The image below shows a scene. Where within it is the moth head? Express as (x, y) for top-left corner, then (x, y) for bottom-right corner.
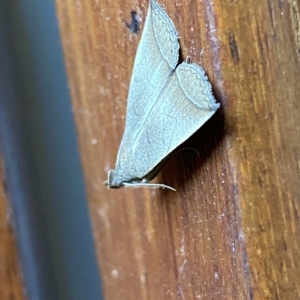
(104, 169), (123, 189)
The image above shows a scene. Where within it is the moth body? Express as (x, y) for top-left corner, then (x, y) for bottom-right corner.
(105, 0), (220, 190)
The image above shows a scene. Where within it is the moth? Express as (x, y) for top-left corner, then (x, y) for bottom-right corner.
(105, 0), (220, 190)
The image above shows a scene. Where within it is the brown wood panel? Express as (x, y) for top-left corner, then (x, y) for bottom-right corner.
(0, 154), (26, 299)
(55, 0), (300, 299)
(216, 1), (300, 298)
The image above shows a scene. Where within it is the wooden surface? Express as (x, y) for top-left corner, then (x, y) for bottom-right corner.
(0, 155), (26, 299)
(55, 0), (300, 299)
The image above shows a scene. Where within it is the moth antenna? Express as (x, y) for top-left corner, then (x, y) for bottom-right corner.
(123, 182), (176, 191)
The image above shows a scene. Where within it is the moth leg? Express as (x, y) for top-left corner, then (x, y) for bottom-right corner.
(169, 147), (200, 158)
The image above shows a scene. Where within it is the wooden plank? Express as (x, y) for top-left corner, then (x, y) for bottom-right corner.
(217, 1), (300, 298)
(0, 154), (26, 300)
(55, 0), (300, 299)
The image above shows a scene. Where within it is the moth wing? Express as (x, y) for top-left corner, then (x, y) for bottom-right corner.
(116, 0), (179, 152)
(119, 62), (220, 180)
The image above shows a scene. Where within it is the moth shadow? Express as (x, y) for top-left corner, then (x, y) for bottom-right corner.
(158, 108), (225, 194)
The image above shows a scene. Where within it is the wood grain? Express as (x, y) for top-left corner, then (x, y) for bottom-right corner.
(0, 154), (26, 299)
(55, 0), (300, 299)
